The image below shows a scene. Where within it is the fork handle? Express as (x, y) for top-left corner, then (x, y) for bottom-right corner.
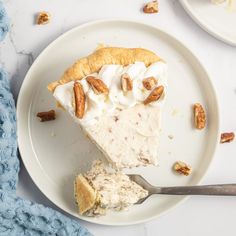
(156, 184), (236, 196)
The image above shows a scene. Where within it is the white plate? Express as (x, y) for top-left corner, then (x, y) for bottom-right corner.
(17, 19), (220, 226)
(180, 0), (236, 46)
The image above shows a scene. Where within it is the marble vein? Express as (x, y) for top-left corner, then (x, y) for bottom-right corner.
(8, 31), (34, 67)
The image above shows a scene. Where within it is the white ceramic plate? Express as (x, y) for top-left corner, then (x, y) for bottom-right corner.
(179, 0), (236, 46)
(17, 19), (220, 226)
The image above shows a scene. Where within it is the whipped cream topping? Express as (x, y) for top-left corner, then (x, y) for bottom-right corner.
(53, 61), (167, 126)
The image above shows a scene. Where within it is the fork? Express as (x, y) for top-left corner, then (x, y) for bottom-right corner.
(128, 174), (236, 204)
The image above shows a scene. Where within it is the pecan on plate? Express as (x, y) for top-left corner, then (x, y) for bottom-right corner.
(143, 1), (159, 14)
(173, 161), (192, 176)
(36, 12), (50, 25)
(220, 132), (235, 143)
(194, 103), (206, 129)
(37, 110), (55, 122)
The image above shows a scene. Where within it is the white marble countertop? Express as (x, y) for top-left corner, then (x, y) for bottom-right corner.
(1, 0), (236, 235)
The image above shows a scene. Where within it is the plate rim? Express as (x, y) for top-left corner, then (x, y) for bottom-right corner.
(179, 0), (236, 47)
(17, 18), (220, 226)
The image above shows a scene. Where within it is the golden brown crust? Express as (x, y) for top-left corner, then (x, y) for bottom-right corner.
(48, 47), (162, 92)
(74, 175), (97, 215)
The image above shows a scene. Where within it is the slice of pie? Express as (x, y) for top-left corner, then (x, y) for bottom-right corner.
(48, 47), (167, 169)
(74, 160), (148, 216)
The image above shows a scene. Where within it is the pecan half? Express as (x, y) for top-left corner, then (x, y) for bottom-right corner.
(37, 110), (55, 122)
(121, 73), (133, 92)
(143, 1), (158, 14)
(220, 132), (235, 143)
(143, 85), (164, 105)
(142, 76), (157, 90)
(173, 161), (192, 176)
(86, 76), (109, 95)
(194, 103), (206, 129)
(36, 12), (50, 25)
(73, 82), (85, 119)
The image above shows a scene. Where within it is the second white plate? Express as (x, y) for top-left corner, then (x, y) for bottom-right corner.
(180, 0), (236, 46)
(17, 19), (219, 225)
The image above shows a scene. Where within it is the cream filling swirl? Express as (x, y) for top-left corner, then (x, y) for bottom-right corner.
(53, 61), (168, 127)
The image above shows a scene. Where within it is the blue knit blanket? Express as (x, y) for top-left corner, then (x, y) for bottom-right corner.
(0, 2), (92, 235)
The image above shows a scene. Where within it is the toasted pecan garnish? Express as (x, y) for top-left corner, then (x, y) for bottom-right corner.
(173, 161), (192, 176)
(121, 73), (133, 92)
(220, 132), (235, 143)
(86, 76), (109, 95)
(74, 82), (85, 119)
(37, 110), (55, 122)
(194, 103), (206, 129)
(142, 76), (157, 90)
(36, 12), (50, 25)
(143, 1), (158, 14)
(143, 85), (164, 105)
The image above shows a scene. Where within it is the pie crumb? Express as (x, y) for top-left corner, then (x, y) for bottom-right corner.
(171, 108), (180, 117)
(95, 43), (109, 51)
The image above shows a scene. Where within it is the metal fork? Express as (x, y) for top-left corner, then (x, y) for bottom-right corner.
(128, 174), (236, 204)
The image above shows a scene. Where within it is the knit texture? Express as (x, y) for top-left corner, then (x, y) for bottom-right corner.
(0, 1), (9, 41)
(0, 3), (92, 234)
(0, 69), (19, 192)
(0, 70), (93, 236)
(0, 190), (92, 236)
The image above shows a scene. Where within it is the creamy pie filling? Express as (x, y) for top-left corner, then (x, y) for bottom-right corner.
(82, 160), (148, 216)
(53, 61), (167, 168)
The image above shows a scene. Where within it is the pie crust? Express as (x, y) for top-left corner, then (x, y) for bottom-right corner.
(74, 175), (97, 214)
(48, 47), (161, 92)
